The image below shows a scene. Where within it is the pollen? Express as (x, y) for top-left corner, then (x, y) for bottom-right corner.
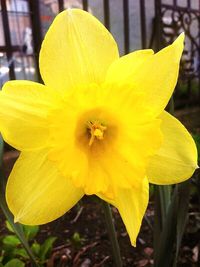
(87, 121), (107, 146)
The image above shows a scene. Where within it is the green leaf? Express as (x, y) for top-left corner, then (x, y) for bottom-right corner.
(153, 184), (172, 259)
(4, 259), (25, 267)
(173, 181), (190, 266)
(154, 181), (190, 267)
(3, 235), (21, 247)
(154, 186), (178, 267)
(159, 185), (172, 223)
(13, 248), (29, 259)
(153, 185), (162, 258)
(193, 134), (200, 162)
(23, 225), (39, 241)
(0, 183), (38, 266)
(31, 243), (41, 257)
(149, 184), (154, 197)
(72, 232), (81, 243)
(39, 237), (57, 261)
(5, 221), (15, 233)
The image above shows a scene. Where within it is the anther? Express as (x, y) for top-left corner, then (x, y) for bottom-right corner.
(87, 121), (107, 146)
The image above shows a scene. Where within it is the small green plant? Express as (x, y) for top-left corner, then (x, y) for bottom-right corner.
(0, 221), (56, 266)
(71, 232), (85, 248)
(0, 259), (25, 267)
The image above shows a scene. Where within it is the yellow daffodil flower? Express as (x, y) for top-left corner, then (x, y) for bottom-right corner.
(0, 9), (198, 246)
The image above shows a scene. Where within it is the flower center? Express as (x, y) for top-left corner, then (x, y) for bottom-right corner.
(87, 120), (107, 146)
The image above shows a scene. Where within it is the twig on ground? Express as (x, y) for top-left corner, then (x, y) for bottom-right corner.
(71, 206), (84, 224)
(93, 256), (110, 267)
(73, 242), (99, 267)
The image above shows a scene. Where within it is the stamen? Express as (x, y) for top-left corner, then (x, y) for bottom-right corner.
(87, 120), (107, 146)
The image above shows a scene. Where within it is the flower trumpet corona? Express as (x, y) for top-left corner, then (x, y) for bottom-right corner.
(0, 9), (198, 246)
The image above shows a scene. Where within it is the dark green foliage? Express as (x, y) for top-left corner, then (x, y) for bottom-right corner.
(0, 221), (56, 266)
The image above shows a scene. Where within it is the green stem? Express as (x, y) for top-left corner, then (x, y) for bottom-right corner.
(159, 185), (172, 224)
(101, 201), (123, 267)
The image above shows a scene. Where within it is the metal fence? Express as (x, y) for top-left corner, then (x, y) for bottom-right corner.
(0, 0), (200, 108)
(156, 0), (200, 107)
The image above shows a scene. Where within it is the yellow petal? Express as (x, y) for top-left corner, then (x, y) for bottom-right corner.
(147, 111), (198, 185)
(105, 49), (154, 86)
(0, 81), (60, 151)
(39, 9), (119, 95)
(99, 177), (149, 246)
(6, 149), (84, 225)
(106, 33), (184, 117)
